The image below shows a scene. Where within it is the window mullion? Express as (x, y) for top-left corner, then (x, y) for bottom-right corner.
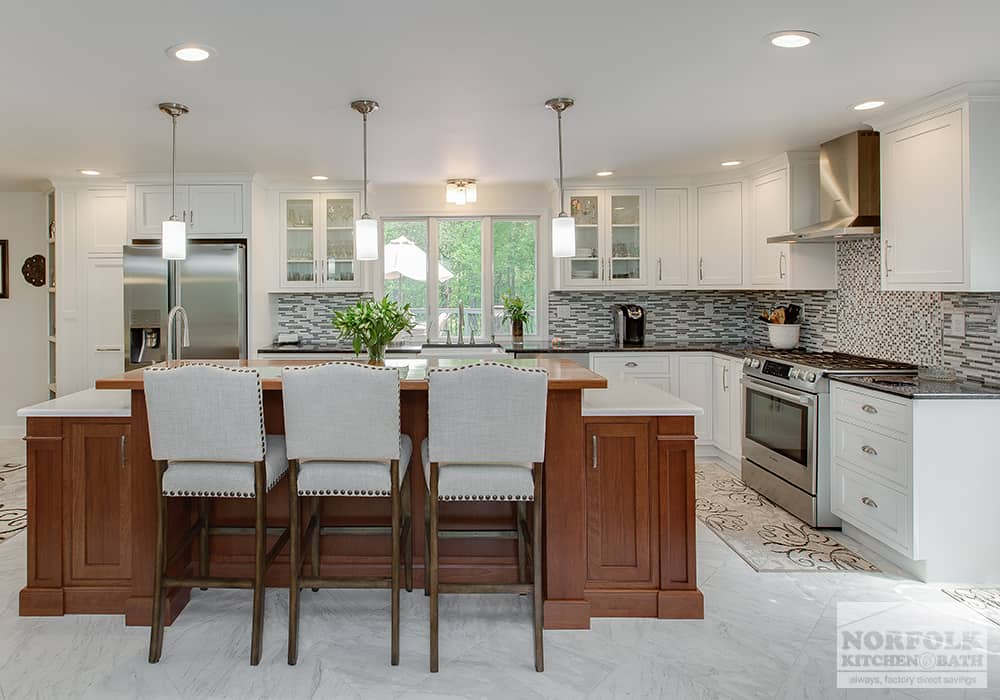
(481, 216), (493, 342)
(427, 217), (440, 340)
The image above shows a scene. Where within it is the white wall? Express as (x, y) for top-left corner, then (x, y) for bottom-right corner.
(0, 192), (47, 437)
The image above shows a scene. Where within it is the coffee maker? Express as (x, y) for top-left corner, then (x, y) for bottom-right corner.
(612, 304), (646, 346)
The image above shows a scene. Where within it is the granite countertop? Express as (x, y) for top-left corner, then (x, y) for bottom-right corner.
(18, 388), (132, 417)
(832, 375), (1000, 400)
(505, 341), (753, 358)
(259, 343), (423, 354)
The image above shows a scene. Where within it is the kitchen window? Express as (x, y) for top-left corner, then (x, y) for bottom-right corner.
(381, 216), (540, 340)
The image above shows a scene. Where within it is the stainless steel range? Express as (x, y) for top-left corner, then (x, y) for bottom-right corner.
(740, 350), (916, 527)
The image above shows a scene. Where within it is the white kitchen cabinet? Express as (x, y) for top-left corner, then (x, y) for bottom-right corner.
(674, 354), (713, 443)
(132, 183), (245, 238)
(748, 158), (836, 290)
(279, 192), (362, 290)
(86, 256), (124, 386)
(651, 188), (689, 287)
(711, 356), (733, 453)
(590, 353), (672, 393)
(876, 83), (1000, 291)
(560, 189), (646, 288)
(696, 182), (742, 286)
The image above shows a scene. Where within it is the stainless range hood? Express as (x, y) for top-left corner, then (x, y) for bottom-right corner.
(769, 130), (880, 243)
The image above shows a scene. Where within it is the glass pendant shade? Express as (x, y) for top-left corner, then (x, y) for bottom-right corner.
(446, 182), (459, 204)
(465, 182), (477, 203)
(355, 216), (379, 260)
(161, 219), (187, 260)
(552, 214), (576, 258)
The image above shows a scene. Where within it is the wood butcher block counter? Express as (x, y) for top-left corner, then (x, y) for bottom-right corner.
(22, 359), (702, 630)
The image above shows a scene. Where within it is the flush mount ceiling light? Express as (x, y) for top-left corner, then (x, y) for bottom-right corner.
(158, 102), (190, 260)
(166, 43), (216, 62)
(351, 99), (380, 261)
(596, 170), (614, 177)
(767, 30), (819, 48)
(853, 100), (887, 111)
(311, 175), (329, 181)
(721, 160), (743, 167)
(445, 179), (477, 205)
(78, 169), (101, 176)
(546, 97), (576, 259)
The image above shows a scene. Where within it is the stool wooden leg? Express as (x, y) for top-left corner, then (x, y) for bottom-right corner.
(532, 462), (544, 673)
(402, 470), (413, 593)
(250, 461), (266, 666)
(429, 462), (440, 673)
(390, 459), (401, 666)
(423, 487), (430, 597)
(148, 463), (167, 663)
(288, 460), (300, 666)
(310, 496), (320, 591)
(516, 502), (528, 584)
(198, 497), (210, 588)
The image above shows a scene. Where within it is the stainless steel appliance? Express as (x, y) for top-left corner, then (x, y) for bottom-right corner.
(768, 130), (881, 243)
(612, 304), (645, 346)
(740, 350), (915, 527)
(124, 243), (247, 370)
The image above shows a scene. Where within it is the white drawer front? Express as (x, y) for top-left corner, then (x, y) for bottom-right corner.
(832, 385), (911, 437)
(832, 464), (912, 556)
(591, 353), (670, 377)
(833, 419), (910, 490)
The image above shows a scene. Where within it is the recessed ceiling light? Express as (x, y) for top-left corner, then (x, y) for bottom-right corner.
(311, 175), (329, 181)
(853, 100), (886, 111)
(721, 160), (742, 167)
(166, 43), (216, 62)
(78, 169), (101, 176)
(767, 30), (819, 48)
(595, 170), (614, 177)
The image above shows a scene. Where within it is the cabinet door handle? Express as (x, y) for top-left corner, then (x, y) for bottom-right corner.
(779, 251), (786, 279)
(884, 243), (893, 273)
(860, 496), (878, 509)
(861, 445), (878, 456)
(189, 208), (194, 227)
(861, 404), (878, 415)
(699, 257), (704, 281)
(592, 435), (598, 469)
(657, 256), (662, 282)
(95, 346), (122, 352)
(723, 366), (729, 391)
(624, 361), (638, 368)
(601, 258), (605, 281)
(120, 435), (127, 468)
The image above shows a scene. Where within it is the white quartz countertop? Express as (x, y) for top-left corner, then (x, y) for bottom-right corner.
(17, 389), (131, 418)
(583, 379), (704, 417)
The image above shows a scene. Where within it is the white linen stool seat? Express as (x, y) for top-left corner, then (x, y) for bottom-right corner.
(282, 362), (414, 667)
(423, 362), (548, 673)
(143, 364), (289, 667)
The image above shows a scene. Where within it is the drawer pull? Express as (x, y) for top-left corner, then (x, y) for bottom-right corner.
(592, 435), (598, 470)
(861, 404), (878, 414)
(624, 361), (638, 368)
(861, 445), (878, 456)
(120, 435), (127, 468)
(860, 496), (878, 509)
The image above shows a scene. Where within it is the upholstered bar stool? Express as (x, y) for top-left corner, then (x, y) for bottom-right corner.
(281, 362), (414, 666)
(423, 362), (548, 673)
(143, 364), (289, 666)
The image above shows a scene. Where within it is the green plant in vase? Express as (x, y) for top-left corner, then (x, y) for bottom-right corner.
(332, 295), (416, 363)
(500, 293), (530, 342)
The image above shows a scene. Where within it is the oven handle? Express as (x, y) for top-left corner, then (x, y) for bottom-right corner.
(740, 377), (817, 407)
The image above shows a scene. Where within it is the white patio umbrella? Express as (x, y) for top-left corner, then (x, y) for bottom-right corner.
(384, 236), (453, 282)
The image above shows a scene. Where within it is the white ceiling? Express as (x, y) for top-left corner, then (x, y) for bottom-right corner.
(2, 0), (999, 190)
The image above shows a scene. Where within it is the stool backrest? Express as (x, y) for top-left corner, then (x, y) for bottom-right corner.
(144, 364), (265, 463)
(282, 362), (401, 461)
(427, 362), (548, 464)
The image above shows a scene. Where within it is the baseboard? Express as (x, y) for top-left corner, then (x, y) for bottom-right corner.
(695, 445), (741, 472)
(0, 424), (25, 440)
(841, 523), (926, 581)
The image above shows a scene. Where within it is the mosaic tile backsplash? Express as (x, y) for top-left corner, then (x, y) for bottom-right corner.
(270, 293), (371, 345)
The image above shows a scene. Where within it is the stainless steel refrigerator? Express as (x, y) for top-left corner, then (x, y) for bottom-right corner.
(124, 243), (247, 370)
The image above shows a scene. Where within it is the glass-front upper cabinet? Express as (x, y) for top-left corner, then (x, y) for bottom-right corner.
(279, 192), (362, 289)
(560, 188), (646, 288)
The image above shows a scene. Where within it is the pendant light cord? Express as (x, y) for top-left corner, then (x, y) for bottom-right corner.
(170, 115), (178, 221)
(362, 111), (369, 217)
(557, 109), (567, 216)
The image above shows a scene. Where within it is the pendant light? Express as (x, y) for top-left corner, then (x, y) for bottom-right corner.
(158, 102), (190, 260)
(351, 99), (380, 261)
(546, 97), (576, 258)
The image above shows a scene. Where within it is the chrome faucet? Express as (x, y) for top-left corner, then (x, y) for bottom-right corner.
(457, 301), (465, 345)
(166, 305), (191, 363)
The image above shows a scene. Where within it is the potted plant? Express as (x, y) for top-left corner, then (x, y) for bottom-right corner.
(332, 295), (416, 363)
(500, 293), (530, 343)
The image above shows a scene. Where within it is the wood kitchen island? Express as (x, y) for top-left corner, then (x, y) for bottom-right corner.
(19, 358), (703, 630)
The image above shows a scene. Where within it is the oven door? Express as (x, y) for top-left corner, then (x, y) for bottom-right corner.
(741, 377), (818, 494)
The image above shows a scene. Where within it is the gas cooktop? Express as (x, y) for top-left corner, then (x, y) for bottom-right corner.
(747, 349), (917, 374)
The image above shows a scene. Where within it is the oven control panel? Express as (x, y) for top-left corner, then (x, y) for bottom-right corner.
(762, 360), (792, 380)
(744, 356), (821, 388)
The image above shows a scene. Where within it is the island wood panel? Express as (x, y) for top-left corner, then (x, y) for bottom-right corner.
(19, 418), (64, 616)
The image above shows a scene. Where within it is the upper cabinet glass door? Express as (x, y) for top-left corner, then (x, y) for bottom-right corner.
(609, 192), (642, 282)
(323, 196), (357, 285)
(567, 193), (601, 283)
(284, 197), (315, 284)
